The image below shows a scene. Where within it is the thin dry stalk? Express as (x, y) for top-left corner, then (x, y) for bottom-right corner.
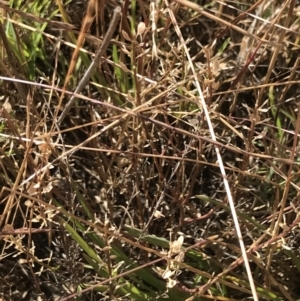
(165, 1), (258, 300)
(57, 6), (122, 124)
(55, 0), (97, 123)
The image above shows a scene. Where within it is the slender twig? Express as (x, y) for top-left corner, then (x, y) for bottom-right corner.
(57, 6), (122, 125)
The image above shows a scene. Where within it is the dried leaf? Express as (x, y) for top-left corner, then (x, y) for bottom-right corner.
(169, 236), (184, 255)
(137, 22), (146, 36)
(166, 278), (177, 288)
(154, 210), (165, 218)
(122, 30), (132, 42)
(162, 268), (174, 279)
(25, 200), (33, 207)
(175, 251), (185, 263)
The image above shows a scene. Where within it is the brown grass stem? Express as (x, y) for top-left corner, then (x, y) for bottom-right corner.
(57, 6), (121, 125)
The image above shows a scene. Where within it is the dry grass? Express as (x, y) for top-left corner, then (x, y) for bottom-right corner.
(1, 0), (300, 300)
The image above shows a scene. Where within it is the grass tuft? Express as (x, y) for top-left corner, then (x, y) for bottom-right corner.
(1, 0), (300, 300)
